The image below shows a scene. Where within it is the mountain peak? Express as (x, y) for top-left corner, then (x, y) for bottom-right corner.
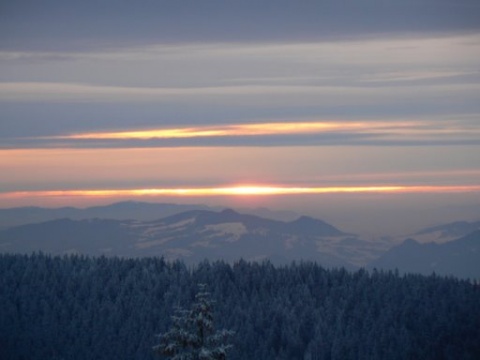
(369, 231), (480, 279)
(293, 215), (319, 223)
(288, 215), (345, 236)
(221, 208), (238, 216)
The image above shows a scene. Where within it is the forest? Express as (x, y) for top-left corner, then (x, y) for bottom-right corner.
(1, 253), (479, 360)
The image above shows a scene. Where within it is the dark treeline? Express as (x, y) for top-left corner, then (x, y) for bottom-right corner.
(1, 253), (479, 360)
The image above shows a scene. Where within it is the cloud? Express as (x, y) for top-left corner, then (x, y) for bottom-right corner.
(2, 35), (479, 84)
(3, 119), (480, 149)
(1, 81), (479, 108)
(1, 1), (479, 51)
(1, 34), (478, 149)
(1, 35), (478, 114)
(53, 120), (480, 142)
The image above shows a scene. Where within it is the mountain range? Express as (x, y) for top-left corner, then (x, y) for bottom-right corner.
(412, 220), (480, 243)
(0, 201), (298, 229)
(0, 202), (478, 279)
(0, 207), (388, 268)
(369, 230), (480, 279)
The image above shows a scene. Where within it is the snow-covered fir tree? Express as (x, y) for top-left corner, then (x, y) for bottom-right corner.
(154, 284), (233, 360)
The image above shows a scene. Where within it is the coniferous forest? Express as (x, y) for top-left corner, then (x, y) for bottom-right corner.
(1, 253), (479, 360)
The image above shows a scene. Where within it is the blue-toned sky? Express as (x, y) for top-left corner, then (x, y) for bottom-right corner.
(1, 1), (479, 235)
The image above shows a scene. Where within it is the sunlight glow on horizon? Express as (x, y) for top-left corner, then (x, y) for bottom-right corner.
(2, 185), (480, 201)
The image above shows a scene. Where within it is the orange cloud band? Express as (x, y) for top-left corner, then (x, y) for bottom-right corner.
(2, 185), (480, 199)
(53, 121), (429, 140)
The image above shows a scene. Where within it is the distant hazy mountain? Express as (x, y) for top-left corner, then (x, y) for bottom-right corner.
(0, 202), (210, 229)
(413, 220), (480, 243)
(236, 206), (299, 222)
(0, 208), (369, 268)
(0, 201), (298, 230)
(368, 230), (480, 279)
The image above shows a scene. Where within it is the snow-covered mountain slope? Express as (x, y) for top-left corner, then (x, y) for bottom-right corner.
(0, 208), (381, 268)
(368, 230), (480, 279)
(412, 220), (480, 243)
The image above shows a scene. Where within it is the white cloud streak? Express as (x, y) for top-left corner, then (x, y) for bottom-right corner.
(1, 82), (479, 107)
(1, 35), (478, 86)
(0, 34), (478, 111)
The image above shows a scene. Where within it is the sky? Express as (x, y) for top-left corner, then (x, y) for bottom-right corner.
(1, 0), (479, 236)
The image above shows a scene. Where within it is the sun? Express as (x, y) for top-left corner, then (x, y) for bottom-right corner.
(222, 186), (287, 196)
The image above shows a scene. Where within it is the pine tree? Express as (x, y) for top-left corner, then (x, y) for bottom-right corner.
(154, 284), (233, 360)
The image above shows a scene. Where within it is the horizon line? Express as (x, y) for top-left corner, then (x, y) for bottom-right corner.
(2, 184), (480, 200)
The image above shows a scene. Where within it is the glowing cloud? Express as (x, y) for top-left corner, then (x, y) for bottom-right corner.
(53, 121), (430, 140)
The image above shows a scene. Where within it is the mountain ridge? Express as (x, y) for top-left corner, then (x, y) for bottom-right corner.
(1, 203), (478, 279)
(0, 201), (299, 229)
(0, 208), (361, 268)
(412, 220), (480, 243)
(369, 230), (480, 279)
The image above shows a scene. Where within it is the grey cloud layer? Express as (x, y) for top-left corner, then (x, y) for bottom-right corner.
(1, 1), (480, 51)
(1, 35), (479, 148)
(1, 6), (479, 151)
(4, 136), (480, 150)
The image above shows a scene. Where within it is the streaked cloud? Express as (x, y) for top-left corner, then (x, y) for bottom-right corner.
(2, 81), (477, 104)
(51, 121), (424, 140)
(1, 35), (478, 148)
(1, 35), (478, 92)
(2, 1), (479, 51)
(4, 119), (477, 149)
